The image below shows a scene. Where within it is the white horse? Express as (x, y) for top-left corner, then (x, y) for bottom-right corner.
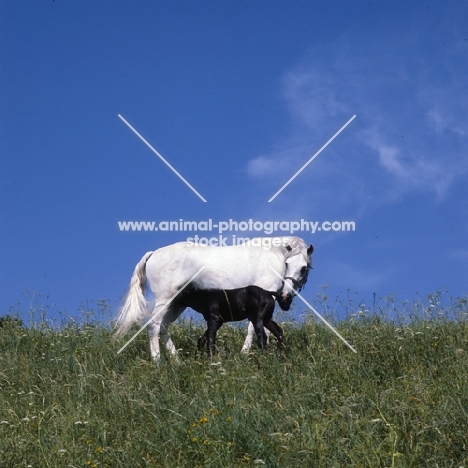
(115, 236), (313, 362)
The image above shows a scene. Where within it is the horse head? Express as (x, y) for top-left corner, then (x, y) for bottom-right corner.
(278, 242), (314, 310)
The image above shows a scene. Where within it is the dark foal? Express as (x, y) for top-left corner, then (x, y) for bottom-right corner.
(178, 285), (284, 356)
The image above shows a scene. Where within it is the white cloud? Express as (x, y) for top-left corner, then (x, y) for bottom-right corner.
(246, 33), (468, 211)
(282, 69), (349, 130)
(362, 128), (457, 201)
(247, 144), (307, 179)
(449, 248), (468, 262)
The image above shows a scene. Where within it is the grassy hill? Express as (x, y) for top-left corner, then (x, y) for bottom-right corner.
(1, 298), (467, 467)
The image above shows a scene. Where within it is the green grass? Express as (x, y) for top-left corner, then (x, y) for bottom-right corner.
(1, 298), (468, 467)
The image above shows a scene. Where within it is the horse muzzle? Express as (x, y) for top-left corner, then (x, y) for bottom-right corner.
(278, 292), (293, 311)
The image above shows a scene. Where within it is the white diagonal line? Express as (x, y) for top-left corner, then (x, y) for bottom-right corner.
(118, 114), (207, 203)
(269, 267), (357, 353)
(117, 266), (206, 355)
(268, 114), (356, 202)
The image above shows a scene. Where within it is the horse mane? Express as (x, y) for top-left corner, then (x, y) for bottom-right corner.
(279, 236), (310, 264)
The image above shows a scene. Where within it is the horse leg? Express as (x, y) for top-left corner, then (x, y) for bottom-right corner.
(240, 321), (255, 353)
(265, 319), (284, 351)
(147, 307), (164, 363)
(147, 302), (184, 363)
(159, 304), (185, 362)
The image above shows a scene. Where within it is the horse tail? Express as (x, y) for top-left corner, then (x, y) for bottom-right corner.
(114, 251), (154, 337)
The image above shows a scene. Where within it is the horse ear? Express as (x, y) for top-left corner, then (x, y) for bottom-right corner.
(307, 244), (314, 255)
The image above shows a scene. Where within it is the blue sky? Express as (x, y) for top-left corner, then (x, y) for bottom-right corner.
(1, 1), (467, 323)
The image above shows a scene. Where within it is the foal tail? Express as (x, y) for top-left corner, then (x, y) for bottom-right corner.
(114, 251), (154, 337)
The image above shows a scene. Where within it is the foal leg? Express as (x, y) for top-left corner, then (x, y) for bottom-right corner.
(264, 319), (284, 351)
(197, 321), (224, 351)
(197, 330), (208, 351)
(253, 318), (268, 349)
(198, 320), (223, 355)
(206, 315), (223, 357)
(241, 322), (271, 353)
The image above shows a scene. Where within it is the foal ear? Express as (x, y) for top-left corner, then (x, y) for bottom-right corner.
(307, 244), (314, 255)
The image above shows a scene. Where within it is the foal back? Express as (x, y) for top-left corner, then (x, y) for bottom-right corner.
(180, 285), (276, 323)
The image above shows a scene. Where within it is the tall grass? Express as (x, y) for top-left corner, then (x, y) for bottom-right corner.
(1, 293), (467, 467)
